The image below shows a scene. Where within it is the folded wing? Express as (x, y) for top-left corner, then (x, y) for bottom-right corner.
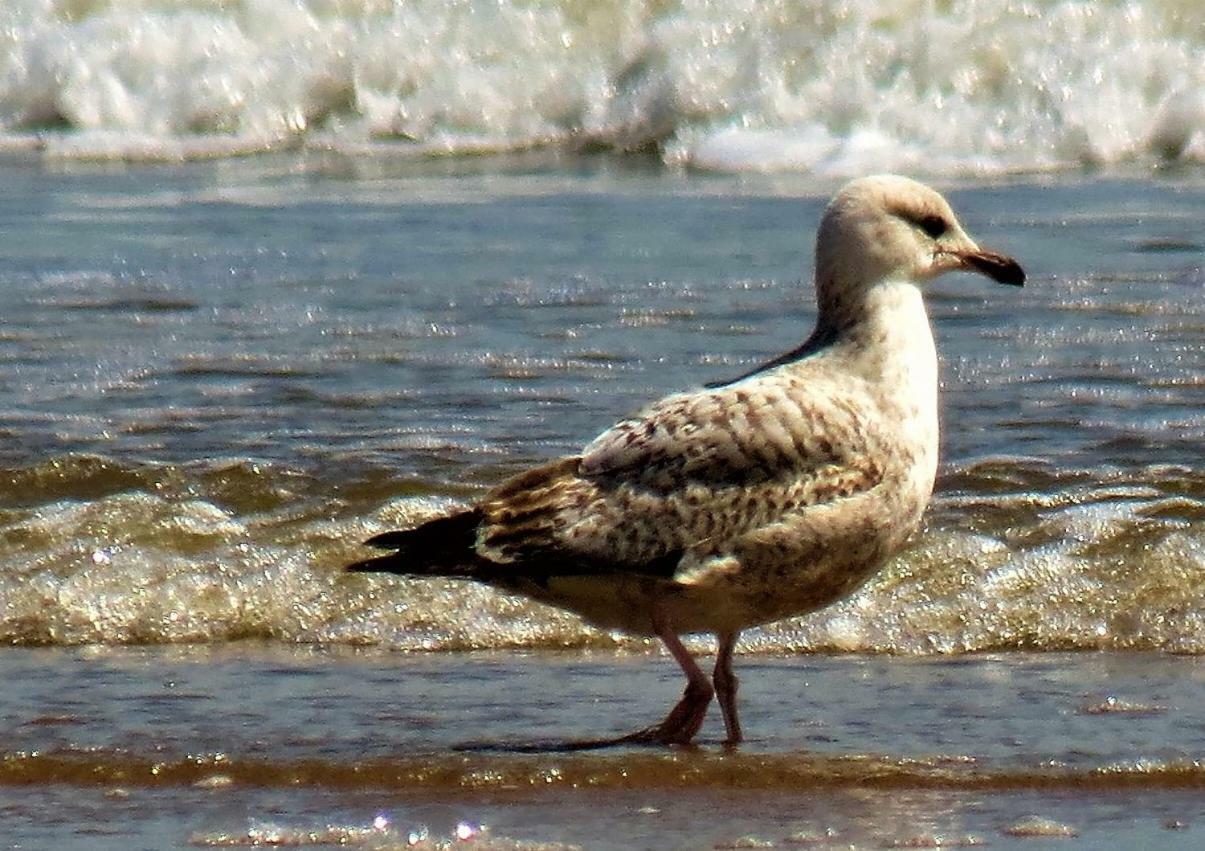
(467, 375), (889, 580)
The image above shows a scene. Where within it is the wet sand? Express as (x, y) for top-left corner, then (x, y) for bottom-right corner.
(3, 646), (1204, 849)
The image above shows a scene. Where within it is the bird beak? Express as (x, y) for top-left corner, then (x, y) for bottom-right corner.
(937, 240), (1025, 287)
(957, 248), (1026, 287)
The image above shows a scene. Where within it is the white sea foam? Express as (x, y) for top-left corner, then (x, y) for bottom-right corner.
(0, 0), (1200, 170)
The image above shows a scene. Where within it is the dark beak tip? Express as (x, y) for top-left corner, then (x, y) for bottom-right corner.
(1001, 262), (1026, 288)
(965, 250), (1025, 288)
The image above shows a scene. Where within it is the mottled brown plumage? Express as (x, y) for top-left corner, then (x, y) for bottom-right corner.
(348, 175), (1025, 746)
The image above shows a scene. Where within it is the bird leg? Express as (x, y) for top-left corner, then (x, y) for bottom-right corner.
(713, 630), (742, 745)
(619, 614), (714, 746)
(481, 621), (734, 751)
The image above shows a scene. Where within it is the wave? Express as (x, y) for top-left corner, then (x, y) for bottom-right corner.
(1, 453), (1202, 652)
(4, 747), (1205, 792)
(0, 0), (1201, 171)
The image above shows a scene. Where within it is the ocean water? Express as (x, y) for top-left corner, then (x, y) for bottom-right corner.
(1, 158), (1200, 655)
(0, 0), (1202, 172)
(0, 6), (1204, 843)
(5, 646), (1205, 849)
(0, 152), (1201, 849)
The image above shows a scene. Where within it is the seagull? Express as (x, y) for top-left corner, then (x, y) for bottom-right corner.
(347, 175), (1024, 746)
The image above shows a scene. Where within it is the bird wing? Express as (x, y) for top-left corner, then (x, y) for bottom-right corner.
(580, 379), (848, 484)
(475, 371), (888, 578)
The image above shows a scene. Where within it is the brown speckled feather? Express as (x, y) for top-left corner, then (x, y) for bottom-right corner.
(473, 363), (892, 587)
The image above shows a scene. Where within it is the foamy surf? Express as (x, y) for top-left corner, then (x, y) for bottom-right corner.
(2, 454), (1201, 653)
(1, 0), (1201, 171)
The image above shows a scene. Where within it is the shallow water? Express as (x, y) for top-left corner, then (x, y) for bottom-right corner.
(5, 646), (1205, 850)
(0, 157), (1201, 653)
(0, 154), (1202, 848)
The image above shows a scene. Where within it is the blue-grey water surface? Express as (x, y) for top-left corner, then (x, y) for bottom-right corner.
(0, 154), (1202, 849)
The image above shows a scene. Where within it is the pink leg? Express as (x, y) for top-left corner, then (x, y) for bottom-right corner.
(620, 613), (714, 746)
(713, 630), (742, 745)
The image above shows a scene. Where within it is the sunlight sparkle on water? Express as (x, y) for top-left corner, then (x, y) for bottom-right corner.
(456, 821), (482, 840)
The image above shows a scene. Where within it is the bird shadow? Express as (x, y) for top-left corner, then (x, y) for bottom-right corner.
(453, 735), (730, 753)
(452, 737), (663, 753)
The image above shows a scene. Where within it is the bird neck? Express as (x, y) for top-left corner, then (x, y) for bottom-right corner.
(821, 278), (939, 419)
(817, 277), (934, 360)
(822, 278), (940, 501)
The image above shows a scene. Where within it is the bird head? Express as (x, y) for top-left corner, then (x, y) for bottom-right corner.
(815, 175), (1025, 301)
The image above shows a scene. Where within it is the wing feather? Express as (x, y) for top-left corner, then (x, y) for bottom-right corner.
(473, 372), (888, 579)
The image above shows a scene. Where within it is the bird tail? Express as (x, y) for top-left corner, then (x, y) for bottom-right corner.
(346, 509), (485, 578)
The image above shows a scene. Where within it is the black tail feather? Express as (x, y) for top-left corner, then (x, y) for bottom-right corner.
(347, 503), (684, 582)
(364, 510), (482, 551)
(348, 509), (483, 577)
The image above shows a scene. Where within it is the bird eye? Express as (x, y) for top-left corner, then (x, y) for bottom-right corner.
(917, 214), (948, 239)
